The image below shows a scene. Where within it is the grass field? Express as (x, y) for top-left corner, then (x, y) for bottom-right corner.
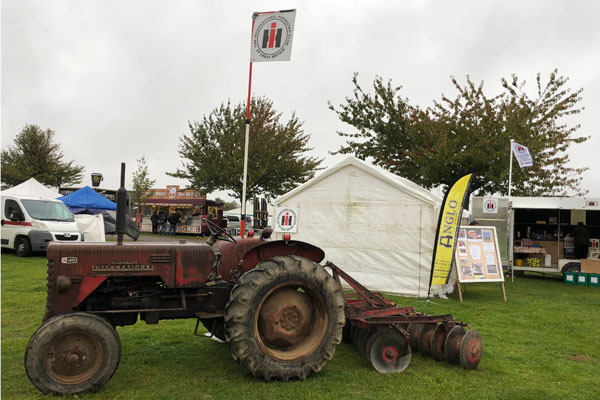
(2, 251), (599, 399)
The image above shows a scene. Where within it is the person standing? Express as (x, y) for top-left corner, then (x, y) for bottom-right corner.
(158, 210), (168, 234)
(571, 222), (590, 259)
(150, 211), (159, 234)
(168, 210), (181, 236)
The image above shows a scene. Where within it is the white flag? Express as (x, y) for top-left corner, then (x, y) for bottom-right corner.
(511, 141), (533, 168)
(250, 10), (296, 62)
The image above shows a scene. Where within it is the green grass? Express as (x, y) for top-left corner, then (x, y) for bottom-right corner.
(2, 251), (599, 399)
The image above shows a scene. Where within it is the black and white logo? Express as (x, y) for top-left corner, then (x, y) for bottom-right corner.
(482, 198), (498, 214)
(251, 11), (296, 62)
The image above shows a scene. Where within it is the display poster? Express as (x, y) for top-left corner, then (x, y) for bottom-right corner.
(456, 226), (505, 283)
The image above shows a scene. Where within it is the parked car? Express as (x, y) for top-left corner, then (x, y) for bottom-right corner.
(223, 214), (252, 236)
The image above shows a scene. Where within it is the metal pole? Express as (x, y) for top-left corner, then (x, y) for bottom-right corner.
(508, 139), (514, 280)
(508, 139), (514, 198)
(241, 16), (257, 239)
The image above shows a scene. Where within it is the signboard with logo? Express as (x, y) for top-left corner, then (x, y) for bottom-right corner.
(482, 198), (498, 214)
(251, 10), (296, 62)
(275, 207), (299, 233)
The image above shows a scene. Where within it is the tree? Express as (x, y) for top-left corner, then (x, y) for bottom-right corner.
(131, 156), (156, 213)
(215, 197), (239, 211)
(329, 71), (589, 196)
(1, 124), (84, 188)
(169, 96), (322, 204)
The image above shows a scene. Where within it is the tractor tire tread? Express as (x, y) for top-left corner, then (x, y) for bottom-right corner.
(224, 255), (344, 381)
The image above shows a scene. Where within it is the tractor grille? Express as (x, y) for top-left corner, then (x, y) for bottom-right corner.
(54, 234), (79, 241)
(43, 258), (57, 322)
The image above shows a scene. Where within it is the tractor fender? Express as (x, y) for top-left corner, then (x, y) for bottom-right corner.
(242, 240), (325, 270)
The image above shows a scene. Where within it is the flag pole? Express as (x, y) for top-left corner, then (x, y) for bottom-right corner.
(241, 16), (257, 238)
(508, 139), (514, 198)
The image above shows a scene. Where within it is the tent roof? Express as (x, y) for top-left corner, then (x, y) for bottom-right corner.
(1, 178), (61, 199)
(59, 186), (117, 211)
(275, 156), (441, 206)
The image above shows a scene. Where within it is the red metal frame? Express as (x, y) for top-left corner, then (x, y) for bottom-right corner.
(325, 261), (469, 334)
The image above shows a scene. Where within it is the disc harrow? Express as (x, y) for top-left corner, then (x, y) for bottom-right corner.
(326, 262), (483, 373)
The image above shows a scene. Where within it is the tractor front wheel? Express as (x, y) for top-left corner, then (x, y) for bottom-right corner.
(24, 312), (121, 395)
(224, 256), (345, 381)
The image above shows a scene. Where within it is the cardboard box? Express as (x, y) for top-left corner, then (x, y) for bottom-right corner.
(581, 259), (600, 274)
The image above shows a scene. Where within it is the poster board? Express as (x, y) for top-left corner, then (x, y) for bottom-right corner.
(456, 226), (505, 283)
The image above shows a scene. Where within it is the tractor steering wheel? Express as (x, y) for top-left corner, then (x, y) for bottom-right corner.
(203, 218), (237, 243)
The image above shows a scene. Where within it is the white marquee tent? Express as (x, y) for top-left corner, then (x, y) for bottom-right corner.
(1, 178), (61, 198)
(274, 156), (457, 297)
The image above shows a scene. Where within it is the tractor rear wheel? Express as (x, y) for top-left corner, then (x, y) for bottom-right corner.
(24, 312), (121, 395)
(224, 256), (345, 381)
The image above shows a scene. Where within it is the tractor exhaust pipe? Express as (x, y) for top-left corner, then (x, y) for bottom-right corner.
(116, 162), (127, 245)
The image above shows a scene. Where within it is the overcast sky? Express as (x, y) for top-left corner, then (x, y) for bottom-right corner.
(2, 0), (599, 201)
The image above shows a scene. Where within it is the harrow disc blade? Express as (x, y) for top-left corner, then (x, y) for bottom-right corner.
(444, 326), (466, 364)
(418, 324), (436, 357)
(357, 328), (372, 357)
(350, 325), (360, 346)
(407, 323), (424, 352)
(430, 324), (449, 362)
(459, 329), (483, 370)
(342, 319), (352, 344)
(368, 330), (411, 374)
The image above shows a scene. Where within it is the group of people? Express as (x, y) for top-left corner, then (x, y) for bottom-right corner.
(150, 209), (181, 235)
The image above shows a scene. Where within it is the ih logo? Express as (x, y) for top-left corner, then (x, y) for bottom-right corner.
(253, 14), (293, 60)
(281, 211), (293, 226)
(483, 198), (498, 214)
(262, 22), (282, 49)
(276, 207), (298, 232)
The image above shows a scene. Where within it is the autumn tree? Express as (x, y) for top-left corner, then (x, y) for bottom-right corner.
(215, 197), (239, 211)
(330, 71), (588, 196)
(131, 156), (156, 214)
(169, 97), (322, 203)
(1, 124), (84, 188)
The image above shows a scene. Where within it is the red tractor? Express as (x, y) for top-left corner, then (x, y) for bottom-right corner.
(24, 170), (482, 395)
(25, 220), (347, 394)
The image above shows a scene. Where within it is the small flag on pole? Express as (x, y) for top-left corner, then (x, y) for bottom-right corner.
(511, 141), (533, 168)
(250, 10), (296, 62)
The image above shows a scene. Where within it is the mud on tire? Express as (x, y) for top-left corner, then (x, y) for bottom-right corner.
(224, 256), (345, 381)
(24, 312), (121, 395)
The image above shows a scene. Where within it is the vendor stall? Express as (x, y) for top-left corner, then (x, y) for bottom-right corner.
(137, 185), (225, 235)
(472, 197), (600, 276)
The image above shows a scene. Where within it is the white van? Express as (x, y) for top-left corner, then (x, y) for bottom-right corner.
(1, 195), (84, 256)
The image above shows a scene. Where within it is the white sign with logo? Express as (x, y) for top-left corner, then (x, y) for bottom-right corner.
(275, 207), (299, 233)
(511, 141), (533, 168)
(482, 198), (498, 214)
(250, 10), (296, 62)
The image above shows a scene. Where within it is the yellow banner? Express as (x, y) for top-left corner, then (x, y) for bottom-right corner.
(430, 174), (473, 286)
